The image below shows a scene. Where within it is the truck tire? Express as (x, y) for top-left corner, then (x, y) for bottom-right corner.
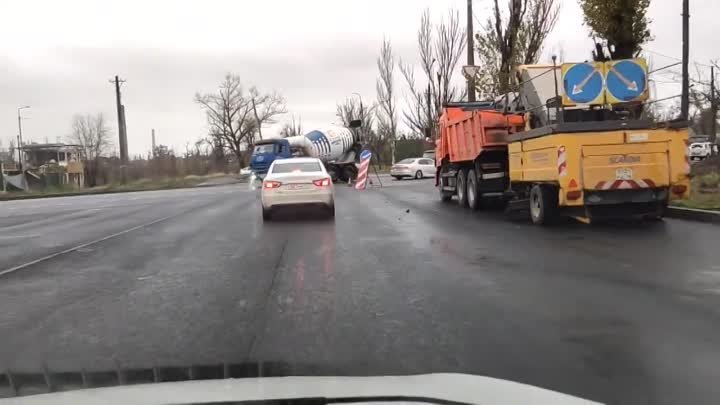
(439, 187), (452, 202)
(466, 168), (481, 211)
(457, 169), (469, 207)
(342, 165), (358, 182)
(327, 167), (339, 182)
(645, 202), (667, 221)
(529, 184), (559, 225)
(438, 163), (453, 202)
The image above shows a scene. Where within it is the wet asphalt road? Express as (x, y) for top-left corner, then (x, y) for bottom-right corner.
(1, 178), (720, 404)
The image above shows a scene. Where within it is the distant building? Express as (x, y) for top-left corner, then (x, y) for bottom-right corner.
(20, 143), (85, 188)
(0, 150), (12, 164)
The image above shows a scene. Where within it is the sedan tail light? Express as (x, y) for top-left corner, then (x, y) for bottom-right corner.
(313, 178), (331, 187)
(263, 180), (282, 189)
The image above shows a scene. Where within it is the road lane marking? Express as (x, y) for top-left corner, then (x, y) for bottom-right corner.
(0, 234), (40, 240)
(0, 189), (259, 277)
(0, 214), (177, 277)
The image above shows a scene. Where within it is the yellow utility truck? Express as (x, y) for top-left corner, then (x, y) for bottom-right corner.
(506, 62), (690, 224)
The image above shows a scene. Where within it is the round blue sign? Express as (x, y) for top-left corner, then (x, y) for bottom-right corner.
(606, 60), (647, 102)
(360, 149), (372, 160)
(563, 63), (603, 104)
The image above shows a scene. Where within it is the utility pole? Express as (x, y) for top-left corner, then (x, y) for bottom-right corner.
(16, 135), (21, 165)
(711, 64), (717, 142)
(151, 128), (156, 157)
(466, 0), (476, 102)
(110, 76), (128, 183)
(681, 0), (690, 121)
(17, 106), (30, 170)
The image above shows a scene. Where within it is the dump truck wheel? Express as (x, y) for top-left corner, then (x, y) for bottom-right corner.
(466, 168), (480, 211)
(457, 169), (468, 207)
(529, 184), (558, 225)
(438, 164), (453, 202)
(440, 191), (452, 202)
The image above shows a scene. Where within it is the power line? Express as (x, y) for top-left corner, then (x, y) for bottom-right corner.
(645, 48), (714, 69)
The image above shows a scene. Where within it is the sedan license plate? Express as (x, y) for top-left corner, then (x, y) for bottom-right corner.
(284, 184), (309, 190)
(615, 168), (633, 180)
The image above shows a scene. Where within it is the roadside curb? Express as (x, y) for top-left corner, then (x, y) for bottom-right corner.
(666, 206), (720, 224)
(0, 179), (247, 201)
(195, 177), (249, 187)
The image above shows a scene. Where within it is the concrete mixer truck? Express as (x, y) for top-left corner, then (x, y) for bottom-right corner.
(249, 121), (363, 182)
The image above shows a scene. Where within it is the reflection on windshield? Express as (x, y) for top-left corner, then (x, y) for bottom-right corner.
(254, 144), (275, 153)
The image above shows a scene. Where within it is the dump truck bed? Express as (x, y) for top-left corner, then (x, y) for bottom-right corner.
(436, 106), (524, 165)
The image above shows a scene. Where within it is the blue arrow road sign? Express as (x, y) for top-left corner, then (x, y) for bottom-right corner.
(563, 63), (604, 104)
(360, 149), (372, 161)
(606, 60), (647, 102)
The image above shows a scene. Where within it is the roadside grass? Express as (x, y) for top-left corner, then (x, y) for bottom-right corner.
(0, 173), (235, 201)
(672, 172), (720, 211)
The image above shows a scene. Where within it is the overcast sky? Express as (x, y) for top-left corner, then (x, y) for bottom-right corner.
(0, 0), (717, 155)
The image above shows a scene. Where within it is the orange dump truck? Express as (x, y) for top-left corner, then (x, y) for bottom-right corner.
(435, 102), (524, 208)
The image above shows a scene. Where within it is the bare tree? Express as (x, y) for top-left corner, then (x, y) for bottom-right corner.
(250, 87), (287, 143)
(279, 115), (303, 138)
(688, 63), (720, 140)
(6, 139), (15, 163)
(400, 9), (466, 138)
(376, 38), (398, 163)
(195, 73), (286, 168)
(68, 113), (112, 187)
(336, 97), (376, 130)
(473, 0), (560, 98)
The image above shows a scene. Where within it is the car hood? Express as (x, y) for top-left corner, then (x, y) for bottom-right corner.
(3, 373), (602, 405)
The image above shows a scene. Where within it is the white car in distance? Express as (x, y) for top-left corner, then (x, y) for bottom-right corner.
(689, 142), (716, 161)
(261, 157), (335, 221)
(391, 158), (437, 180)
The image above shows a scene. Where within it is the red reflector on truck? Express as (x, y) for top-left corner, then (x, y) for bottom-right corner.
(568, 178), (578, 189)
(566, 190), (582, 200)
(671, 185), (687, 195)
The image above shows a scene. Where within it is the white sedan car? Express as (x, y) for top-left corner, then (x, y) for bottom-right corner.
(261, 157), (335, 220)
(390, 158), (436, 180)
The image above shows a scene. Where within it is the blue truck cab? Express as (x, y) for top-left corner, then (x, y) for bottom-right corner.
(250, 139), (292, 177)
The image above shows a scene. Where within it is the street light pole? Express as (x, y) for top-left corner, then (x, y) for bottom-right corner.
(17, 106), (30, 169)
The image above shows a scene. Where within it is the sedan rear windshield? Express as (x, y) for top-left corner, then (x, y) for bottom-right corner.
(272, 161), (322, 173)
